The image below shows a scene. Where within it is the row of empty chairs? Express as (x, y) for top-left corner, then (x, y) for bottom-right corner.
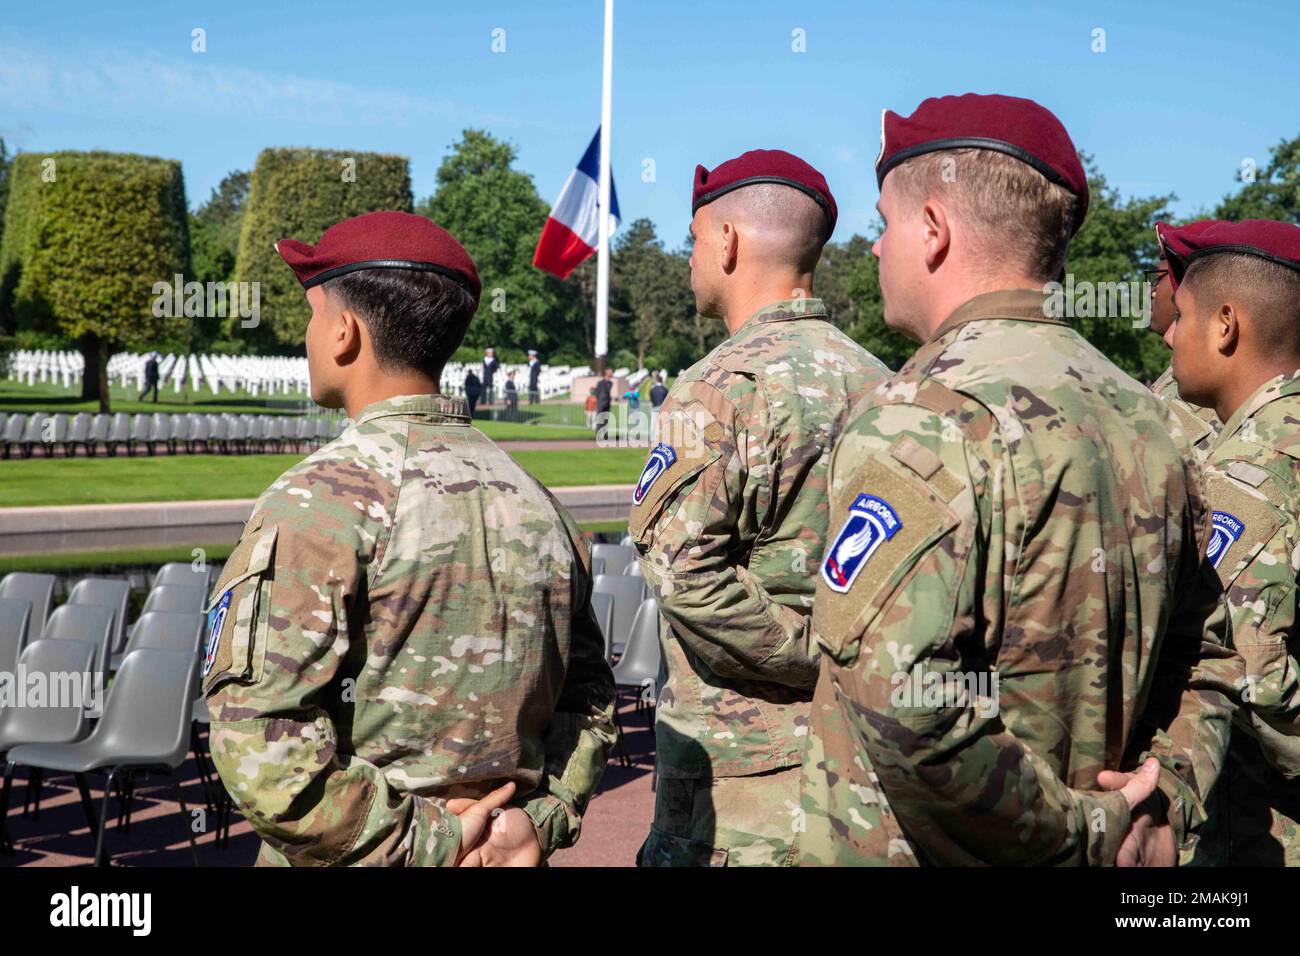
(0, 411), (347, 458)
(0, 565), (229, 863)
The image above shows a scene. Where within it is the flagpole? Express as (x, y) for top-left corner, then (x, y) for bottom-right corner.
(594, 0), (613, 374)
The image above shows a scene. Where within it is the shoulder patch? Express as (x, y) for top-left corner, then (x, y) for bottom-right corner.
(633, 443), (677, 505)
(1207, 511), (1245, 570)
(822, 494), (903, 593)
(202, 589), (233, 677)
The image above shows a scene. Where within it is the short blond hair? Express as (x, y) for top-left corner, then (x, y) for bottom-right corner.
(888, 149), (1079, 281)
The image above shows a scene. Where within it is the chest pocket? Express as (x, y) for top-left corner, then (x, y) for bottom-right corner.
(814, 446), (965, 667)
(202, 523), (279, 696)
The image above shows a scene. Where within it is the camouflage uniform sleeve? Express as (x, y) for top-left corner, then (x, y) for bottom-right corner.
(519, 486), (618, 858)
(1133, 453), (1242, 853)
(631, 379), (818, 689)
(203, 502), (464, 867)
(1191, 464), (1300, 775)
(814, 400), (1131, 866)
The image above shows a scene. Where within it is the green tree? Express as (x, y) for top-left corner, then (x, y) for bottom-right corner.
(189, 169), (249, 349)
(0, 139), (11, 263)
(819, 234), (913, 370)
(612, 218), (696, 369)
(1215, 134), (1300, 223)
(1064, 156), (1174, 382)
(0, 151), (191, 411)
(234, 148), (412, 350)
(418, 130), (586, 357)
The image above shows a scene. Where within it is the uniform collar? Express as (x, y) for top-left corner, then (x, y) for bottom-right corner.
(353, 393), (471, 427)
(929, 287), (1065, 343)
(1216, 370), (1300, 445)
(736, 297), (829, 332)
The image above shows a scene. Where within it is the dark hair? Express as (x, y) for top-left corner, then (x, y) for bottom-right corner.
(1184, 253), (1300, 356)
(322, 268), (478, 379)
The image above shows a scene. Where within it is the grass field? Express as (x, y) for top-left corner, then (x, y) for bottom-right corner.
(0, 447), (646, 507)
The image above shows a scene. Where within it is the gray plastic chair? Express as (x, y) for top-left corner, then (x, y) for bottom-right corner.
(139, 584), (206, 615)
(593, 574), (648, 658)
(592, 543), (636, 577)
(608, 598), (663, 769)
(626, 560), (644, 579)
(0, 598), (31, 675)
(5, 647), (201, 866)
(128, 413), (153, 455)
(42, 603), (116, 677)
(67, 577), (131, 655)
(116, 610), (203, 665)
(63, 412), (92, 456)
(88, 413), (112, 454)
(590, 591), (615, 662)
(0, 638), (98, 855)
(149, 412), (172, 454)
(105, 413), (130, 456)
(187, 413), (209, 452)
(611, 598), (663, 693)
(1, 413), (25, 458)
(0, 573), (55, 635)
(153, 561), (212, 591)
(169, 413), (191, 452)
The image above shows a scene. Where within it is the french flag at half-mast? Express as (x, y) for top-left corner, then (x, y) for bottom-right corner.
(533, 128), (620, 279)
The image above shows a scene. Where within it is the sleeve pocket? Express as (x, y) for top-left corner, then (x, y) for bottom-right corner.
(814, 456), (962, 666)
(203, 525), (278, 696)
(628, 440), (724, 547)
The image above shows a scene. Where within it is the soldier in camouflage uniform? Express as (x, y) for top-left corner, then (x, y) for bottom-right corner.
(1162, 220), (1300, 865)
(801, 94), (1241, 867)
(630, 150), (889, 866)
(203, 212), (616, 866)
(1150, 225), (1221, 461)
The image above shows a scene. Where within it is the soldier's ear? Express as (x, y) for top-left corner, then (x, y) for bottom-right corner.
(333, 309), (365, 366)
(920, 198), (950, 270)
(1216, 303), (1238, 356)
(719, 221), (739, 274)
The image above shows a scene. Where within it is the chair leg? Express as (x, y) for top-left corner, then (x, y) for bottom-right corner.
(28, 766), (42, 818)
(93, 768), (116, 867)
(170, 776), (200, 866)
(0, 762), (15, 854)
(191, 721), (216, 815)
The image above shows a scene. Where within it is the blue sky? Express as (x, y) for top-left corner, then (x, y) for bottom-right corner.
(2, 0), (1295, 248)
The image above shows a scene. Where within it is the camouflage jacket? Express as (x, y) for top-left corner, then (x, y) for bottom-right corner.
(801, 289), (1242, 866)
(1196, 371), (1300, 863)
(631, 298), (889, 778)
(1151, 364), (1222, 464)
(203, 394), (616, 866)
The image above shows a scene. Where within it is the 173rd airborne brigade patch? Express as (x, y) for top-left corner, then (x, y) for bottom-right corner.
(633, 443), (678, 505)
(822, 493), (902, 593)
(1207, 510), (1245, 570)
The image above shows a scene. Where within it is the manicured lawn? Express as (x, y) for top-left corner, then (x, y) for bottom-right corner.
(0, 447), (645, 507)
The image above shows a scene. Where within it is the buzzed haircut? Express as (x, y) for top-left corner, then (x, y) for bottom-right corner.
(889, 149), (1080, 282)
(1183, 253), (1300, 357)
(709, 182), (830, 272)
(323, 268), (478, 380)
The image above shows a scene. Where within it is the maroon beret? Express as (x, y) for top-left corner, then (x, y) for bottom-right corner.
(1157, 219), (1300, 287)
(276, 210), (481, 302)
(692, 149), (837, 238)
(876, 93), (1089, 232)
